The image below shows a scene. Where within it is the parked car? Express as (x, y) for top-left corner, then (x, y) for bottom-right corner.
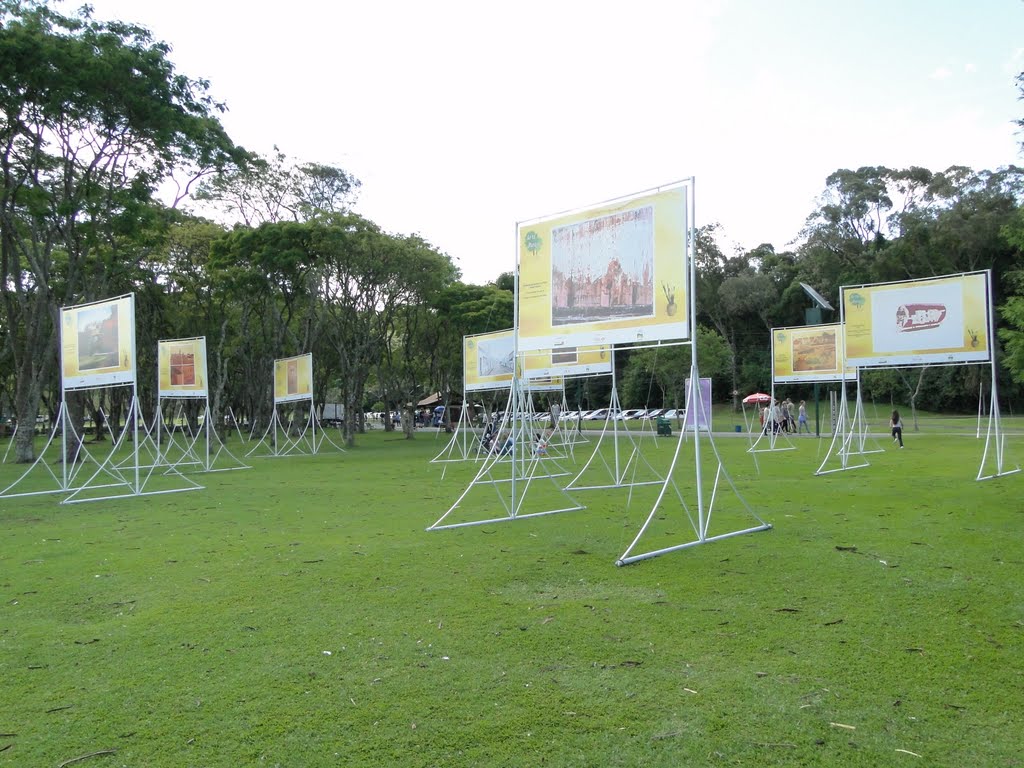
(615, 408), (647, 421)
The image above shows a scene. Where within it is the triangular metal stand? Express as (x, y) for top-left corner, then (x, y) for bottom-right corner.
(747, 384), (796, 454)
(815, 378), (871, 475)
(977, 366), (1021, 480)
(567, 384), (664, 490)
(846, 381), (885, 457)
(428, 378), (584, 530)
(2, 423), (19, 464)
(617, 367), (772, 565)
(0, 401), (118, 499)
(154, 400), (250, 473)
(245, 399), (346, 458)
(539, 389), (587, 462)
(226, 407), (250, 444)
(62, 396), (204, 504)
(431, 393), (482, 464)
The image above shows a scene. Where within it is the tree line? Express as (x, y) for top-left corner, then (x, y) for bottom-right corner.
(2, 2), (1023, 463)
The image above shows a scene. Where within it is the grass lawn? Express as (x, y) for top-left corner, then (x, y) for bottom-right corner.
(0, 427), (1021, 767)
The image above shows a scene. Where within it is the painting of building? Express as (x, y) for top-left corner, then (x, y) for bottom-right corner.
(550, 205), (655, 326)
(478, 336), (515, 377)
(793, 330), (838, 372)
(76, 303), (120, 371)
(287, 359), (299, 394)
(168, 346), (196, 386)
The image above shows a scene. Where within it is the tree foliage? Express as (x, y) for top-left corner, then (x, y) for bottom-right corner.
(2, 2), (1024, 456)
(0, 0), (247, 460)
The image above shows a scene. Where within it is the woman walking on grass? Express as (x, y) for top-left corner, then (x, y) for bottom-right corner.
(890, 410), (904, 448)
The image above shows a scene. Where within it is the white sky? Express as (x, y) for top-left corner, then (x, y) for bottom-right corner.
(84, 0), (1024, 285)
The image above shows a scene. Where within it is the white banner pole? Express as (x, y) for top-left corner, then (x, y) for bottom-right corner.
(688, 181), (707, 542)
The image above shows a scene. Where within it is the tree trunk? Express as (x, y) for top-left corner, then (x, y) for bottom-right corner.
(64, 392), (86, 465)
(10, 300), (56, 463)
(343, 390), (357, 448)
(403, 403), (415, 440)
(86, 397), (106, 442)
(12, 357), (45, 463)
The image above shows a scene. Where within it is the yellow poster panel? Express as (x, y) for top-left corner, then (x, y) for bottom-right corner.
(524, 375), (564, 392)
(517, 183), (689, 351)
(843, 272), (990, 367)
(464, 330), (515, 392)
(772, 324), (855, 383)
(61, 295), (136, 390)
(274, 353), (313, 403)
(158, 337), (208, 398)
(520, 344), (612, 379)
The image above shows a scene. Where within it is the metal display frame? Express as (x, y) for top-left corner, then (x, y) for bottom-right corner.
(615, 179), (771, 565)
(246, 354), (345, 458)
(567, 352), (665, 491)
(431, 178), (770, 563)
(819, 271), (1018, 480)
(0, 295), (205, 504)
(154, 336), (248, 473)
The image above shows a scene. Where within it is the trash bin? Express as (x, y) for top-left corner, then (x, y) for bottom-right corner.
(734, 425), (742, 433)
(656, 417), (672, 437)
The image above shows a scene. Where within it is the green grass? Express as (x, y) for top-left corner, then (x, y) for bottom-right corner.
(0, 430), (1022, 766)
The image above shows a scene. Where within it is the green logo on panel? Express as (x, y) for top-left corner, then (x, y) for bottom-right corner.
(849, 292), (866, 309)
(524, 231), (542, 255)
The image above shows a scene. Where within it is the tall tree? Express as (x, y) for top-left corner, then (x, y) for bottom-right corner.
(194, 147), (359, 226)
(0, 0), (246, 461)
(430, 281), (514, 409)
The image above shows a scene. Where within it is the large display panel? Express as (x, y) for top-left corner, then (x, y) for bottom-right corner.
(274, 353), (314, 403)
(842, 272), (990, 367)
(523, 375), (564, 392)
(465, 330), (612, 392)
(772, 323), (855, 383)
(519, 344), (612, 379)
(60, 295), (136, 390)
(517, 183), (689, 351)
(464, 330), (516, 392)
(158, 337), (208, 398)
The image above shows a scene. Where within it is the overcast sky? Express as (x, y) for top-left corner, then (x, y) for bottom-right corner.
(84, 0), (1024, 285)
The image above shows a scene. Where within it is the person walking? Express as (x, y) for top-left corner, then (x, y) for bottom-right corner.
(890, 409), (904, 448)
(798, 400), (811, 434)
(784, 398), (797, 432)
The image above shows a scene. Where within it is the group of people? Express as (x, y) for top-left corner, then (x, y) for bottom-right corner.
(759, 397), (906, 449)
(759, 397), (810, 435)
(480, 412), (553, 457)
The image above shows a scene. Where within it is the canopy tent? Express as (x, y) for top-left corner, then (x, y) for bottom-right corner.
(417, 392), (442, 407)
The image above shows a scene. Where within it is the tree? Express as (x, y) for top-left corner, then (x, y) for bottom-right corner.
(371, 234), (460, 439)
(492, 272), (515, 292)
(430, 282), (514, 407)
(619, 326), (731, 412)
(195, 147), (360, 226)
(998, 210), (1024, 384)
(692, 224), (748, 409)
(1016, 71), (1024, 156)
(0, 0), (247, 461)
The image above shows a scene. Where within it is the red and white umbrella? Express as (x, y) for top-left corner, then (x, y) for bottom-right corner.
(742, 392), (771, 404)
